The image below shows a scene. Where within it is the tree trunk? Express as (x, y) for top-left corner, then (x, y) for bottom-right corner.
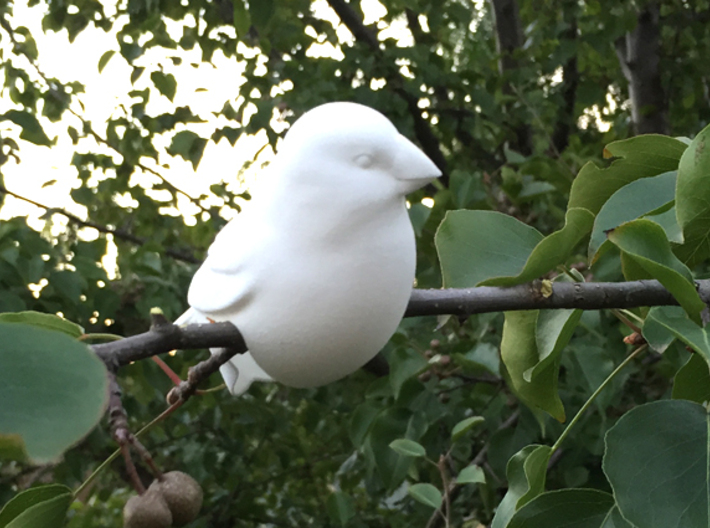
(551, 14), (578, 154)
(488, 0), (533, 155)
(615, 3), (669, 135)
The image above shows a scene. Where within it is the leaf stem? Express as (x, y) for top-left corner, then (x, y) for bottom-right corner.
(550, 344), (647, 454)
(79, 333), (124, 342)
(72, 400), (182, 498)
(611, 309), (642, 334)
(437, 455), (452, 528)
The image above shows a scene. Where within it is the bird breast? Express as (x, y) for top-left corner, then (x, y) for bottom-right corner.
(231, 206), (417, 388)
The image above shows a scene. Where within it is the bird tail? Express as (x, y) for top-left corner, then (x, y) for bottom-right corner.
(173, 308), (273, 396)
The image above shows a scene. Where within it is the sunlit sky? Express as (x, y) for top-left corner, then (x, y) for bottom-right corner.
(0, 0), (418, 232)
(1, 0), (608, 238)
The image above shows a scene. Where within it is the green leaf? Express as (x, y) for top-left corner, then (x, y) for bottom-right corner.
(500, 310), (569, 421)
(451, 416), (485, 442)
(0, 311), (84, 338)
(348, 402), (380, 448)
(603, 400), (710, 528)
(151, 71), (177, 102)
(249, 0), (274, 28)
(389, 438), (426, 458)
(0, 434), (27, 462)
(588, 171), (676, 261)
(646, 205), (684, 244)
(408, 203), (432, 238)
(365, 408), (426, 489)
(528, 308), (583, 382)
(456, 465), (486, 485)
(641, 306), (678, 353)
(579, 135), (687, 213)
(491, 136), (687, 286)
(232, 0), (251, 39)
(388, 348), (428, 399)
(507, 489), (620, 528)
(168, 130), (207, 170)
(451, 342), (500, 376)
(325, 491), (355, 527)
(644, 306), (710, 364)
(435, 210), (543, 287)
(0, 484), (72, 528)
(97, 50), (115, 73)
(676, 123), (710, 266)
(607, 219), (704, 323)
(0, 323), (108, 463)
(672, 353), (710, 404)
(211, 126), (241, 146)
(491, 444), (552, 528)
(408, 483), (442, 509)
(2, 110), (52, 146)
(487, 207), (595, 287)
(504, 146), (527, 164)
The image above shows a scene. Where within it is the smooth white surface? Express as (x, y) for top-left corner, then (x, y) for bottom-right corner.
(179, 102), (440, 394)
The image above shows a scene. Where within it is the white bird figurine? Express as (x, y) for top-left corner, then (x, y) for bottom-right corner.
(176, 102), (441, 395)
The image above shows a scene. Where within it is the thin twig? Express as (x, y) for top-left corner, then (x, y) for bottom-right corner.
(425, 411), (520, 528)
(0, 184), (201, 264)
(437, 455), (452, 528)
(550, 344), (648, 453)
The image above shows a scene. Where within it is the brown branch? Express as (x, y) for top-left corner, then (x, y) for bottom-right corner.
(92, 321), (246, 370)
(94, 279), (710, 393)
(0, 184), (201, 264)
(405, 279), (710, 317)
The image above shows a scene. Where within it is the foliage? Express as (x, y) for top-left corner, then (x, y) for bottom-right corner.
(1, 0), (710, 527)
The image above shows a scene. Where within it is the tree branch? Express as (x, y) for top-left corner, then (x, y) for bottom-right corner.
(93, 321), (246, 370)
(94, 279), (710, 386)
(0, 184), (201, 265)
(406, 279), (710, 317)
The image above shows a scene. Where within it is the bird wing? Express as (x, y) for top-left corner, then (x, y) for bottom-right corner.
(186, 216), (263, 315)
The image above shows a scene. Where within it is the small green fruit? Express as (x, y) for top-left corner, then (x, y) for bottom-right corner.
(149, 471), (203, 527)
(123, 488), (172, 528)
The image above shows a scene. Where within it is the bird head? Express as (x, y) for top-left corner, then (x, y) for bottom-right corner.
(273, 102), (441, 202)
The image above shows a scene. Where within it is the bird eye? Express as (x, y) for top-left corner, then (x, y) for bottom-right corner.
(354, 153), (374, 169)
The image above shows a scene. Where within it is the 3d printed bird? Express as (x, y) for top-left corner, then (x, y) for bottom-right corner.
(177, 102), (440, 394)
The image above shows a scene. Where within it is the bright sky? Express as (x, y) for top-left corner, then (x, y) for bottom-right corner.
(0, 0), (423, 232)
(0, 0), (442, 289)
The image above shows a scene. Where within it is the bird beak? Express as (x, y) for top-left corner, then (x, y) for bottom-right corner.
(393, 134), (442, 192)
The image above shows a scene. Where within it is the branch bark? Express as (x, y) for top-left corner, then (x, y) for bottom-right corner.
(406, 279), (710, 317)
(95, 279), (710, 380)
(614, 3), (669, 135)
